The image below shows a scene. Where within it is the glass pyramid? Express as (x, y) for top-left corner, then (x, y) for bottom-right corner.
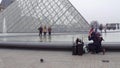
(1, 0), (15, 8)
(0, 0), (89, 33)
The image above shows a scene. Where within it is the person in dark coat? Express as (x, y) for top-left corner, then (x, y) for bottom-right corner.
(48, 26), (52, 36)
(88, 31), (104, 53)
(38, 26), (43, 36)
(88, 31), (96, 53)
(95, 32), (104, 53)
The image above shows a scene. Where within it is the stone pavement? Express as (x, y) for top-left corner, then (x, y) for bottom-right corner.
(0, 49), (120, 68)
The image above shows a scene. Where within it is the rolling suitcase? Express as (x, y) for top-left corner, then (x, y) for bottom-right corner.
(77, 43), (83, 55)
(72, 46), (77, 55)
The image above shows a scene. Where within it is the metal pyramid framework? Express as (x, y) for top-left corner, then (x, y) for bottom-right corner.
(1, 0), (15, 8)
(0, 0), (89, 33)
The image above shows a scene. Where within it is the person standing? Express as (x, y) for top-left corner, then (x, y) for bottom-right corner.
(43, 25), (47, 36)
(38, 26), (43, 36)
(48, 26), (52, 36)
(104, 25), (107, 33)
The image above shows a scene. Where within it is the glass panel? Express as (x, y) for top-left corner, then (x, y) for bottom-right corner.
(0, 0), (89, 33)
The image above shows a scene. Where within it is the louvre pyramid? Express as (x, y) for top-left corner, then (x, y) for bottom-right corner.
(0, 0), (89, 33)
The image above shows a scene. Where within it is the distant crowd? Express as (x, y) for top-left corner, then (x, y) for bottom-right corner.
(38, 25), (52, 36)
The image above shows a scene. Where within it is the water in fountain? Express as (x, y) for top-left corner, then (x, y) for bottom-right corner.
(3, 17), (7, 35)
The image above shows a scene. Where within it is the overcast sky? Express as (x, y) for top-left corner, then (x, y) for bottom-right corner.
(0, 0), (120, 24)
(69, 0), (120, 24)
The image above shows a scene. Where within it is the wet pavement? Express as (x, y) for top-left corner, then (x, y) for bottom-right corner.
(0, 49), (120, 68)
(0, 32), (120, 42)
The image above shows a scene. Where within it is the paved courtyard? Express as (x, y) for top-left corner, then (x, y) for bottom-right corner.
(0, 49), (120, 68)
